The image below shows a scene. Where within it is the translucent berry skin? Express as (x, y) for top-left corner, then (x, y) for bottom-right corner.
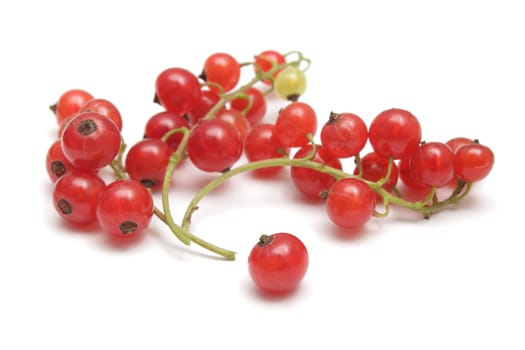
(52, 89), (94, 126)
(187, 119), (243, 172)
(398, 156), (431, 192)
(61, 111), (122, 171)
(369, 108), (422, 159)
(326, 178), (376, 228)
(409, 142), (455, 188)
(124, 138), (172, 190)
(79, 98), (123, 131)
(46, 140), (78, 182)
(53, 171), (106, 225)
(248, 233), (309, 295)
(320, 112), (368, 158)
(290, 145), (342, 200)
(201, 52), (240, 92)
(215, 109), (251, 143)
(244, 124), (290, 177)
(354, 152), (399, 192)
(274, 65), (307, 101)
(254, 50), (286, 85)
(96, 180), (154, 237)
(230, 87), (267, 126)
(155, 67), (201, 114)
(188, 89), (221, 125)
(274, 101), (317, 148)
(453, 143), (494, 182)
(143, 111), (190, 151)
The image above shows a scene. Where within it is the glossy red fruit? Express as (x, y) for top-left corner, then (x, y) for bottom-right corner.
(409, 142), (454, 188)
(290, 145), (342, 200)
(320, 112), (368, 158)
(453, 143), (494, 182)
(187, 119), (243, 172)
(46, 140), (78, 182)
(125, 138), (173, 190)
(143, 111), (190, 151)
(155, 67), (201, 114)
(446, 137), (473, 153)
(244, 124), (290, 177)
(51, 89), (94, 126)
(201, 52), (240, 92)
(215, 108), (251, 143)
(248, 233), (309, 295)
(61, 111), (121, 171)
(325, 178), (376, 228)
(369, 108), (422, 159)
(354, 152), (399, 192)
(188, 89), (221, 125)
(230, 87), (267, 126)
(96, 179), (154, 237)
(53, 171), (106, 225)
(254, 50), (286, 84)
(274, 101), (317, 148)
(79, 98), (123, 131)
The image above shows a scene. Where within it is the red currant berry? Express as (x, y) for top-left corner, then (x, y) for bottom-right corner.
(453, 142), (494, 182)
(274, 101), (317, 148)
(446, 137), (473, 153)
(96, 179), (154, 237)
(53, 171), (106, 225)
(155, 67), (201, 114)
(46, 140), (78, 182)
(409, 142), (455, 188)
(188, 89), (221, 125)
(290, 145), (342, 200)
(320, 112), (368, 158)
(215, 108), (251, 143)
(61, 111), (122, 171)
(230, 87), (267, 126)
(187, 119), (243, 172)
(79, 98), (123, 131)
(201, 52), (240, 92)
(125, 138), (172, 190)
(143, 111), (190, 151)
(51, 89), (94, 126)
(254, 50), (286, 84)
(325, 178), (376, 228)
(369, 108), (422, 159)
(248, 233), (309, 295)
(244, 124), (290, 177)
(398, 156), (431, 192)
(354, 152), (399, 192)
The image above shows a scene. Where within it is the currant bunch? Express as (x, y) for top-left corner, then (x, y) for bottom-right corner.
(46, 50), (494, 296)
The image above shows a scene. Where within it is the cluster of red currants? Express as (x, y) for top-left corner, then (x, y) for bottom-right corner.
(46, 50), (494, 295)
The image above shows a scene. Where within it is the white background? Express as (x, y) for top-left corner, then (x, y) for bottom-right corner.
(1, 1), (523, 349)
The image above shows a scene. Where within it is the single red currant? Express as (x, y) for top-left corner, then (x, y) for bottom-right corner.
(96, 179), (154, 237)
(244, 124), (290, 177)
(274, 101), (317, 148)
(61, 111), (122, 171)
(320, 112), (368, 158)
(325, 178), (376, 228)
(51, 89), (94, 126)
(155, 67), (201, 114)
(125, 138), (173, 190)
(409, 142), (455, 188)
(290, 145), (342, 200)
(453, 142), (494, 182)
(187, 119), (243, 172)
(53, 171), (106, 225)
(248, 233), (309, 295)
(230, 87), (267, 126)
(46, 140), (78, 182)
(79, 98), (123, 131)
(143, 111), (190, 151)
(369, 108), (422, 159)
(188, 88), (221, 125)
(354, 152), (399, 192)
(215, 108), (251, 143)
(200, 52), (240, 92)
(254, 50), (286, 84)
